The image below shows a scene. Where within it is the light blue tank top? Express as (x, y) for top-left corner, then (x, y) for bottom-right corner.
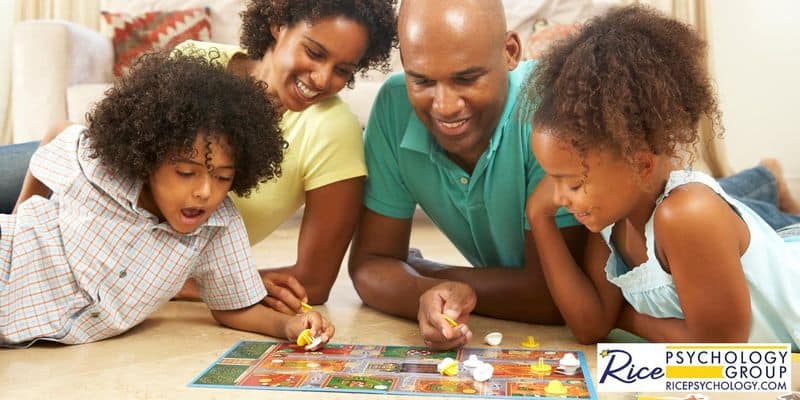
(601, 170), (800, 350)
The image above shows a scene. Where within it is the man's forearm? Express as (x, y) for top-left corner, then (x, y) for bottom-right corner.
(350, 255), (447, 319)
(414, 263), (562, 323)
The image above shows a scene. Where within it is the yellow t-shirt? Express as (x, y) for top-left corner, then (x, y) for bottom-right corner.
(177, 40), (367, 244)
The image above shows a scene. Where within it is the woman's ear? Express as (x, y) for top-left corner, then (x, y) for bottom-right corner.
(270, 25), (285, 41)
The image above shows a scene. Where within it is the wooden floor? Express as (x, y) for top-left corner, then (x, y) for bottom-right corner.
(1, 212), (797, 399)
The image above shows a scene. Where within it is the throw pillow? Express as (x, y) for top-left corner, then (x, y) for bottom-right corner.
(101, 7), (212, 76)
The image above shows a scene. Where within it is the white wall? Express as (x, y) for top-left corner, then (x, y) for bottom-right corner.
(0, 2), (13, 144)
(706, 0), (800, 186)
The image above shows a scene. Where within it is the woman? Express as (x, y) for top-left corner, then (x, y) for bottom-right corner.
(6, 0), (398, 315)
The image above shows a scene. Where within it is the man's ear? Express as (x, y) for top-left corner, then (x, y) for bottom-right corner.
(504, 31), (522, 70)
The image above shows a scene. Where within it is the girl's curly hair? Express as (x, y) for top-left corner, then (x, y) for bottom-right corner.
(526, 5), (722, 168)
(240, 0), (398, 87)
(85, 50), (285, 197)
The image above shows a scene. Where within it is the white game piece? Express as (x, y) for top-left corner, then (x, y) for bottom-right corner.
(559, 352), (580, 374)
(463, 354), (482, 368)
(484, 332), (503, 346)
(437, 357), (455, 373)
(305, 336), (324, 350)
(472, 362), (494, 382)
(374, 384), (388, 390)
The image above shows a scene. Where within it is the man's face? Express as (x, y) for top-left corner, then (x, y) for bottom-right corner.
(399, 19), (519, 171)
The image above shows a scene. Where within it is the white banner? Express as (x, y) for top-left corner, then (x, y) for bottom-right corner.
(596, 343), (792, 393)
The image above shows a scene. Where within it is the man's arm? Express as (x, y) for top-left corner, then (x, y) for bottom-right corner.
(411, 226), (587, 324)
(349, 208), (476, 350)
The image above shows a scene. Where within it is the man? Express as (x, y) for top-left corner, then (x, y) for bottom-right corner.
(348, 0), (587, 350)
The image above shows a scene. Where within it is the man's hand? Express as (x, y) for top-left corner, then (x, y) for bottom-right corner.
(417, 281), (477, 350)
(260, 271), (309, 315)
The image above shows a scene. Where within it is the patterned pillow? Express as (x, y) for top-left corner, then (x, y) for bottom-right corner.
(101, 7), (212, 76)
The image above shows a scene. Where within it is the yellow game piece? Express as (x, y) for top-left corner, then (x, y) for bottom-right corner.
(544, 380), (567, 395)
(442, 314), (458, 327)
(439, 359), (460, 376)
(296, 328), (313, 346)
(520, 335), (539, 348)
(793, 353), (800, 362)
(530, 357), (552, 374)
(462, 388), (477, 394)
(300, 302), (312, 313)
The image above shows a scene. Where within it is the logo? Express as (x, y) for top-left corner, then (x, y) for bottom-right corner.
(596, 343), (791, 393)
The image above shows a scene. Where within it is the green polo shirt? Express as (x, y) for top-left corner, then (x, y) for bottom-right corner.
(363, 60), (577, 268)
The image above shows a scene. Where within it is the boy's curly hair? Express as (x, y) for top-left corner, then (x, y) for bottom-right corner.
(240, 0), (397, 87)
(527, 5), (722, 168)
(85, 50), (285, 197)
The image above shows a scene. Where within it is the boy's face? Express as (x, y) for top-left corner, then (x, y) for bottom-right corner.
(531, 130), (642, 233)
(142, 134), (235, 234)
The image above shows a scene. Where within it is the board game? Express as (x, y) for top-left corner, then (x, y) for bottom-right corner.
(190, 341), (598, 399)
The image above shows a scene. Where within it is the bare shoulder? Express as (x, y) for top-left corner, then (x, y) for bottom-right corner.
(654, 182), (748, 254)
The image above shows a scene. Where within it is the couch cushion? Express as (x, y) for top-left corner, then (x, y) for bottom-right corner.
(100, 0), (245, 45)
(101, 7), (212, 76)
(67, 83), (112, 125)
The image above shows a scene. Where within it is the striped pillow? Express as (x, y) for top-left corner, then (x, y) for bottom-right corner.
(101, 7), (212, 76)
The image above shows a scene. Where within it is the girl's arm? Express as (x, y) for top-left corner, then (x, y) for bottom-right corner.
(527, 177), (624, 344)
(210, 304), (334, 347)
(621, 183), (751, 342)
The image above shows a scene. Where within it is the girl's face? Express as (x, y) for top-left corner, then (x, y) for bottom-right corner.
(140, 134), (234, 234)
(531, 130), (644, 232)
(262, 16), (369, 112)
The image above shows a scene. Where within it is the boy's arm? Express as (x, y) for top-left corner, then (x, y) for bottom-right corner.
(619, 185), (751, 342)
(211, 304), (334, 344)
(13, 120), (75, 212)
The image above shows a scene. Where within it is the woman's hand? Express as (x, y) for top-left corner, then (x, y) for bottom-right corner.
(260, 271), (309, 315)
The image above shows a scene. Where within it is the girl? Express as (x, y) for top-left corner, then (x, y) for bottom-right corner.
(172, 0), (398, 312)
(524, 5), (799, 349)
(0, 52), (334, 347)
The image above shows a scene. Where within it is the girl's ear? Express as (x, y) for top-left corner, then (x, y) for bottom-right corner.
(634, 151), (656, 178)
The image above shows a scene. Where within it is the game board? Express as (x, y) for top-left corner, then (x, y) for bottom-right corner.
(190, 341), (598, 399)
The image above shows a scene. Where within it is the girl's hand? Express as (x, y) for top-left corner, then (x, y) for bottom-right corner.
(527, 175), (561, 220)
(284, 311), (335, 351)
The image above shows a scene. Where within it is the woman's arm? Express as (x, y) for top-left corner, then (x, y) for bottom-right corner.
(262, 177), (364, 311)
(527, 176), (623, 344)
(621, 184), (751, 342)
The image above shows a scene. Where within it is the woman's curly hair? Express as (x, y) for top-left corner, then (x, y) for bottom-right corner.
(85, 50), (285, 197)
(240, 0), (397, 87)
(526, 5), (722, 168)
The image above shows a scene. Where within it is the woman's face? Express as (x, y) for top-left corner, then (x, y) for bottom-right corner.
(262, 16), (369, 112)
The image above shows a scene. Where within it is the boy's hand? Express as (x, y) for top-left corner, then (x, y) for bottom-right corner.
(417, 281), (476, 350)
(526, 175), (561, 220)
(285, 311), (335, 351)
(260, 271), (309, 315)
